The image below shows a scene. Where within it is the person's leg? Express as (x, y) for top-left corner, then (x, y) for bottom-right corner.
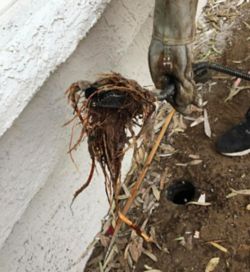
(216, 108), (250, 156)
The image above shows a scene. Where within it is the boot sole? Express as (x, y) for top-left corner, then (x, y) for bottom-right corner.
(221, 148), (250, 157)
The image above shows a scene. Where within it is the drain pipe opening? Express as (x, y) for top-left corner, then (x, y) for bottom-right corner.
(166, 180), (196, 205)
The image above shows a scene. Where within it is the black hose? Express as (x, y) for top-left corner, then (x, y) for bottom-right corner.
(193, 62), (250, 81)
(158, 62), (250, 103)
(157, 84), (176, 101)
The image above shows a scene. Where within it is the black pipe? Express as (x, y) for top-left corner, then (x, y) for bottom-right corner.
(193, 62), (250, 81)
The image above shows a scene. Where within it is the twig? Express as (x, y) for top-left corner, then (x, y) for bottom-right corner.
(186, 201), (211, 206)
(207, 241), (228, 253)
(104, 109), (175, 262)
(118, 211), (152, 242)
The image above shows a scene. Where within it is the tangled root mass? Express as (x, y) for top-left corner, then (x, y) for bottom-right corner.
(66, 73), (156, 203)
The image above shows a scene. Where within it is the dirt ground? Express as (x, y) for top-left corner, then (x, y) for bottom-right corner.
(135, 9), (250, 272)
(85, 3), (250, 272)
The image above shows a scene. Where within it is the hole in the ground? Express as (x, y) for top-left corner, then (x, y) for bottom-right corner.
(166, 180), (196, 205)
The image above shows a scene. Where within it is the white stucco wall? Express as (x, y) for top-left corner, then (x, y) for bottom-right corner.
(0, 1), (18, 15)
(0, 0), (207, 271)
(0, 0), (112, 138)
(0, 0), (155, 271)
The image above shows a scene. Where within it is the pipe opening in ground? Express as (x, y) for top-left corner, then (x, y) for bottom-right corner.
(166, 180), (196, 205)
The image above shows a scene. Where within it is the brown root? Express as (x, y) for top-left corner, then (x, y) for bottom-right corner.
(66, 73), (156, 203)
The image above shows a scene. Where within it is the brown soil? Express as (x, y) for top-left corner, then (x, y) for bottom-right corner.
(135, 11), (250, 272)
(84, 5), (250, 272)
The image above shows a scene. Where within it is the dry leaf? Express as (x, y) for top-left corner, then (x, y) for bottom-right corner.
(184, 232), (193, 250)
(203, 101), (208, 107)
(158, 144), (175, 156)
(243, 21), (250, 30)
(176, 163), (188, 167)
(121, 183), (131, 198)
(144, 266), (162, 272)
(124, 243), (130, 261)
(190, 116), (204, 127)
(225, 86), (250, 102)
(99, 234), (110, 248)
(118, 194), (130, 200)
(204, 109), (212, 138)
(237, 0), (245, 6)
(194, 231), (200, 239)
(154, 119), (165, 133)
(158, 153), (174, 158)
(152, 185), (161, 201)
(176, 160), (202, 167)
(142, 248), (158, 262)
(146, 269), (162, 272)
(99, 261), (104, 272)
(198, 193), (206, 203)
(208, 242), (228, 253)
(160, 169), (169, 190)
(172, 114), (187, 132)
(189, 154), (200, 160)
(187, 201), (211, 206)
(127, 253), (134, 269)
(144, 264), (153, 270)
(184, 116), (196, 121)
(103, 245), (118, 269)
(189, 159), (203, 165)
(129, 238), (143, 263)
(174, 236), (185, 242)
(205, 257), (220, 272)
(226, 188), (250, 198)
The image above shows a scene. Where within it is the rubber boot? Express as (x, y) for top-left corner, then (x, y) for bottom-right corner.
(149, 0), (199, 113)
